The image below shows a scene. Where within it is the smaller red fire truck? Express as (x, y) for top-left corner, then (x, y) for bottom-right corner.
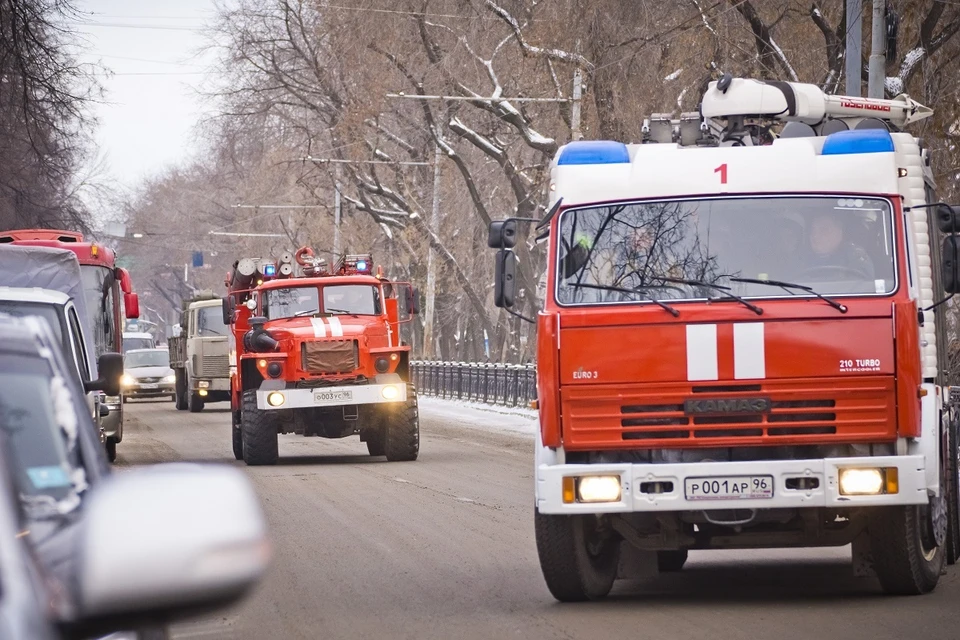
(223, 248), (420, 466)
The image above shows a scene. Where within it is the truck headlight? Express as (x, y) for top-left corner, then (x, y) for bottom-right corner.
(576, 475), (622, 503)
(838, 468), (897, 495)
(381, 385), (400, 400)
(267, 392), (285, 407)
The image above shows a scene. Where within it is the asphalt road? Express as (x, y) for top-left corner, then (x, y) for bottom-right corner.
(118, 399), (960, 640)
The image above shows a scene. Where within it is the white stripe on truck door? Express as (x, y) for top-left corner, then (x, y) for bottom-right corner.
(733, 322), (765, 379)
(685, 324), (718, 381)
(310, 318), (326, 338)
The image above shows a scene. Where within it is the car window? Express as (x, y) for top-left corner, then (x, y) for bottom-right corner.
(67, 307), (90, 382)
(123, 337), (154, 352)
(125, 350), (169, 368)
(0, 302), (78, 381)
(197, 306), (227, 336)
(0, 355), (85, 518)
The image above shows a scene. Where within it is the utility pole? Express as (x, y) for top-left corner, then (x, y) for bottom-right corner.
(867, 0), (886, 98)
(571, 67), (583, 141)
(423, 143), (442, 358)
(333, 165), (342, 257)
(845, 0), (863, 96)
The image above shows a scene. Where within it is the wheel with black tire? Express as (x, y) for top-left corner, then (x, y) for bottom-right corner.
(869, 433), (948, 594)
(946, 412), (960, 565)
(384, 384), (419, 462)
(241, 389), (278, 466)
(105, 439), (117, 463)
(231, 410), (243, 461)
(186, 374), (205, 413)
(657, 550), (688, 572)
(174, 371), (187, 411)
(534, 509), (620, 602)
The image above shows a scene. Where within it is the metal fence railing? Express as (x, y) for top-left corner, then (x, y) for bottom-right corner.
(410, 361), (536, 408)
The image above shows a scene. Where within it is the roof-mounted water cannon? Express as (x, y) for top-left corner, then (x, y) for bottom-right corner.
(700, 75), (933, 141)
(295, 246), (327, 277)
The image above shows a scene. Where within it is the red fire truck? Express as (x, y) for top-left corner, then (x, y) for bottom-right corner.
(0, 229), (139, 460)
(489, 76), (960, 599)
(223, 248), (419, 466)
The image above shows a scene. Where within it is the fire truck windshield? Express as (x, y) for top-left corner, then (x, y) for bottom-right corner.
(323, 285), (381, 316)
(556, 196), (896, 306)
(264, 285), (382, 319)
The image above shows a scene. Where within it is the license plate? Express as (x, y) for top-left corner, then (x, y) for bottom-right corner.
(313, 390), (353, 405)
(684, 475), (774, 501)
(140, 383), (159, 389)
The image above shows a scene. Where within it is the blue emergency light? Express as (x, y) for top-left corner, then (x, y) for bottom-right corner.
(557, 140), (630, 165)
(821, 128), (894, 155)
(263, 263), (277, 277)
(356, 260), (367, 272)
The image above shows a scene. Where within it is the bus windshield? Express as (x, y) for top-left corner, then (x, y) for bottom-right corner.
(80, 265), (117, 356)
(556, 196), (896, 305)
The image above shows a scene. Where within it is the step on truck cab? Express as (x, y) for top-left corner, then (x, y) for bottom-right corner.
(169, 292), (231, 412)
(224, 248), (420, 466)
(488, 76), (960, 599)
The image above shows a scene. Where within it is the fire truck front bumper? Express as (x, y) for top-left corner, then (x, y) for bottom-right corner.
(256, 377), (407, 411)
(536, 456), (929, 515)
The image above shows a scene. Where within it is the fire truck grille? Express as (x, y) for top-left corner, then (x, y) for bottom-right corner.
(301, 340), (359, 374)
(198, 355), (229, 378)
(560, 377), (894, 450)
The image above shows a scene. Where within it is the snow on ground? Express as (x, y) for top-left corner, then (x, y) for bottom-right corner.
(418, 395), (537, 437)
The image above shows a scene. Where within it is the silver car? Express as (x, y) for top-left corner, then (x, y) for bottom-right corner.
(121, 348), (176, 402)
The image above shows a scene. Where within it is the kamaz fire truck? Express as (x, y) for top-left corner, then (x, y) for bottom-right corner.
(0, 229), (139, 462)
(488, 76), (960, 599)
(223, 248), (420, 466)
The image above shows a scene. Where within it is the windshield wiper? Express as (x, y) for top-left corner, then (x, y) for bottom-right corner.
(655, 276), (763, 315)
(324, 307), (353, 315)
(571, 283), (680, 317)
(728, 277), (848, 313)
(293, 308), (319, 317)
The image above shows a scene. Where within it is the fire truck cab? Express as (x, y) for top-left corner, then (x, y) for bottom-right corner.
(489, 76), (960, 600)
(225, 249), (420, 466)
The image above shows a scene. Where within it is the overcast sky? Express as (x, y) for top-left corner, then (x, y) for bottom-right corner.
(72, 0), (219, 195)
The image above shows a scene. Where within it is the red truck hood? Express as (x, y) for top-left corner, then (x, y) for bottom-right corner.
(559, 316), (893, 385)
(266, 316), (384, 341)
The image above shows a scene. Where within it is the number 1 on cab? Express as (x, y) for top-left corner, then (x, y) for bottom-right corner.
(714, 163), (728, 184)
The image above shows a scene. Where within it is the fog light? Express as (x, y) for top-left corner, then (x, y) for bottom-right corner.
(258, 359), (267, 368)
(375, 357), (390, 373)
(267, 362), (282, 378)
(381, 385), (400, 400)
(267, 391), (285, 407)
(198, 389), (209, 397)
(577, 475), (622, 503)
(838, 468), (884, 495)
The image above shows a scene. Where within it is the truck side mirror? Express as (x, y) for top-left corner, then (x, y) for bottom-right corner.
(85, 353), (124, 397)
(222, 297), (235, 326)
(124, 293), (139, 320)
(488, 220), (518, 249)
(494, 249), (517, 308)
(942, 236), (960, 293)
(937, 204), (960, 233)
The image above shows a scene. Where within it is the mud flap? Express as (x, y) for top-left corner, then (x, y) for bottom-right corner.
(616, 543), (658, 580)
(852, 531), (875, 578)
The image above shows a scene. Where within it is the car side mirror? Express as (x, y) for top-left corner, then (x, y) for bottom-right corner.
(124, 293), (139, 320)
(85, 353), (124, 397)
(66, 464), (269, 637)
(494, 249), (517, 308)
(488, 220), (518, 249)
(99, 403), (110, 418)
(943, 236), (960, 293)
(937, 204), (960, 233)
(407, 286), (419, 315)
